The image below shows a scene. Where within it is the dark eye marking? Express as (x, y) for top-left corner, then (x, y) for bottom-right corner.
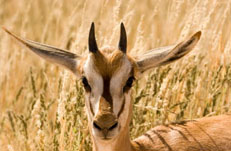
(82, 76), (91, 92)
(123, 76), (135, 92)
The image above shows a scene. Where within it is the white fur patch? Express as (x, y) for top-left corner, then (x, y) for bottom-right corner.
(83, 55), (103, 115)
(110, 56), (132, 115)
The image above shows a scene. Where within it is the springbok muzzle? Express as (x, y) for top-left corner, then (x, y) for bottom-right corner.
(93, 97), (118, 138)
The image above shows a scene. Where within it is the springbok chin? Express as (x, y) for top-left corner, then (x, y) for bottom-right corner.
(4, 24), (214, 151)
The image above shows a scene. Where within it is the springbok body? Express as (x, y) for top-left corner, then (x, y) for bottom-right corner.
(3, 23), (231, 151)
(133, 114), (231, 151)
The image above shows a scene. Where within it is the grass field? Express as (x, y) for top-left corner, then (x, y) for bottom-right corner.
(0, 0), (231, 150)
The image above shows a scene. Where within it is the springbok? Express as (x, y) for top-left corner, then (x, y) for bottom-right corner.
(3, 23), (231, 151)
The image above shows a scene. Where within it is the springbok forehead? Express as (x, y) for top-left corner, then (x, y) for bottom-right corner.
(83, 49), (133, 79)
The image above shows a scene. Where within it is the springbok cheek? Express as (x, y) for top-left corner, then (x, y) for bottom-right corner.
(90, 94), (101, 115)
(85, 94), (94, 120)
(117, 92), (132, 127)
(112, 95), (124, 116)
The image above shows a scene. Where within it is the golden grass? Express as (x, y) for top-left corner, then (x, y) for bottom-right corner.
(0, 0), (231, 150)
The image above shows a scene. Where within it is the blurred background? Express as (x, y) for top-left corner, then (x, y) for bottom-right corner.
(0, 0), (231, 150)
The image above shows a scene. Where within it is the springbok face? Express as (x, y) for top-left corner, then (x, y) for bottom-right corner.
(83, 49), (134, 140)
(3, 23), (201, 141)
(81, 24), (136, 140)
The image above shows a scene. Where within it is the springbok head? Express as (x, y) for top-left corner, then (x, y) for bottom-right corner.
(3, 23), (201, 141)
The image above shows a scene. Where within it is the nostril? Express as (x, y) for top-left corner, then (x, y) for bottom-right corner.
(108, 122), (118, 131)
(93, 122), (102, 130)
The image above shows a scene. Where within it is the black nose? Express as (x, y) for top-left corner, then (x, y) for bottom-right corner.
(108, 122), (118, 130)
(93, 121), (102, 130)
(93, 121), (118, 131)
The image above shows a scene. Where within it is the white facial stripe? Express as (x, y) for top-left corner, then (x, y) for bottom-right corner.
(83, 55), (103, 115)
(110, 56), (132, 115)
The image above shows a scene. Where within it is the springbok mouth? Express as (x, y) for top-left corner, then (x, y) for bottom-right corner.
(100, 137), (113, 141)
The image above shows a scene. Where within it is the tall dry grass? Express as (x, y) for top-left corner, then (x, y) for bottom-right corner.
(0, 0), (231, 150)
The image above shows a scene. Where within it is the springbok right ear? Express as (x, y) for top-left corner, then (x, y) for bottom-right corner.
(2, 27), (81, 76)
(136, 31), (201, 73)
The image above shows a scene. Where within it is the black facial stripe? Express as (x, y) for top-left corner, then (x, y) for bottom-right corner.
(102, 76), (113, 107)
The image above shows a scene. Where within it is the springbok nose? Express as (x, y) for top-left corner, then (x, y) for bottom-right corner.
(93, 120), (118, 131)
(93, 112), (118, 136)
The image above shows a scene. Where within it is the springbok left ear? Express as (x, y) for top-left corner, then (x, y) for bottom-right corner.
(136, 31), (201, 73)
(118, 23), (127, 53)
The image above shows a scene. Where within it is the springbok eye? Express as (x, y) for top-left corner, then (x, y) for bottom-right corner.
(82, 77), (91, 92)
(123, 76), (135, 92)
(126, 76), (135, 87)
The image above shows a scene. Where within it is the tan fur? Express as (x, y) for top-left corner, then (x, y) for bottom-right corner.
(132, 115), (231, 151)
(90, 49), (126, 77)
(89, 47), (139, 77)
